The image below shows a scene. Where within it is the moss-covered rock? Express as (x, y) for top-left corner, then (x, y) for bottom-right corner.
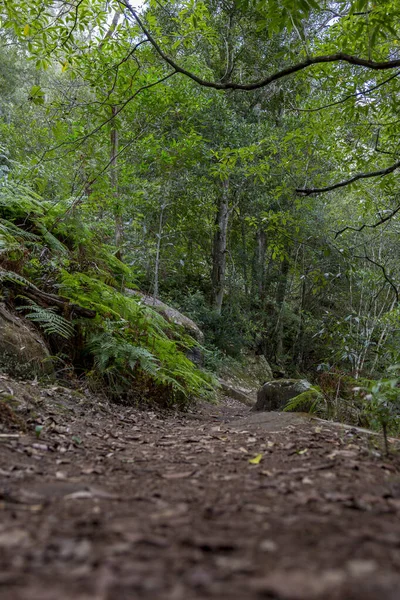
(253, 379), (312, 412)
(0, 303), (53, 379)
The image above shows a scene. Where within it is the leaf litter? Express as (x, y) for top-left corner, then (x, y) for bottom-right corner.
(0, 374), (400, 599)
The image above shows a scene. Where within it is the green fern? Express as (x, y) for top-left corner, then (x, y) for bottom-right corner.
(17, 300), (74, 339)
(0, 218), (39, 242)
(283, 388), (326, 415)
(87, 329), (158, 376)
(0, 218), (38, 256)
(0, 232), (19, 255)
(34, 222), (69, 255)
(0, 179), (215, 406)
(0, 182), (47, 219)
(0, 268), (39, 289)
(60, 272), (216, 401)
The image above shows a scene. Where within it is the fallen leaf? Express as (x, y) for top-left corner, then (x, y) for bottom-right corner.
(246, 504), (271, 515)
(32, 443), (48, 451)
(249, 454), (263, 465)
(250, 569), (346, 599)
(161, 470), (195, 480)
(0, 528), (30, 548)
(302, 477), (313, 485)
(63, 490), (93, 500)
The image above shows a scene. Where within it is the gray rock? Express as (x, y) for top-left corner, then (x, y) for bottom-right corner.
(252, 354), (273, 382)
(125, 290), (204, 343)
(0, 303), (53, 379)
(218, 379), (255, 407)
(253, 379), (312, 412)
(186, 346), (203, 367)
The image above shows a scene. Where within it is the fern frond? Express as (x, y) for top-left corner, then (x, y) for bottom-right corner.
(0, 219), (39, 242)
(17, 300), (74, 339)
(0, 232), (19, 254)
(283, 388), (325, 415)
(34, 222), (69, 255)
(87, 330), (158, 376)
(0, 268), (39, 290)
(0, 182), (47, 218)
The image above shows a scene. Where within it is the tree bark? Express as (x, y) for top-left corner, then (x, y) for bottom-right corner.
(110, 105), (123, 258)
(257, 229), (266, 299)
(211, 179), (229, 314)
(274, 258), (290, 360)
(153, 203), (167, 301)
(294, 273), (306, 367)
(240, 217), (249, 297)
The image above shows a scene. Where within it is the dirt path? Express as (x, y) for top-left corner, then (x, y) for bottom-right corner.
(1, 375), (400, 600)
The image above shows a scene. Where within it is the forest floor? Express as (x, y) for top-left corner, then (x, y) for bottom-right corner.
(1, 374), (400, 600)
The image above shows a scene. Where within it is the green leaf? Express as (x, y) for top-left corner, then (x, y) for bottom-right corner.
(28, 85), (45, 105)
(35, 425), (44, 439)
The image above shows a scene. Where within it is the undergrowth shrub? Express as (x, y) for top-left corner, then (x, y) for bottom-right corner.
(354, 369), (400, 453)
(179, 290), (257, 358)
(60, 272), (216, 405)
(0, 180), (216, 406)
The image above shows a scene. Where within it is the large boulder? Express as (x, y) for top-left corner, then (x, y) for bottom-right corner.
(218, 379), (255, 407)
(126, 290), (204, 343)
(253, 379), (312, 412)
(249, 354), (274, 383)
(0, 303), (53, 379)
(218, 354), (274, 406)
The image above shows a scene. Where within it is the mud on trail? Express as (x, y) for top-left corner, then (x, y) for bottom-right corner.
(1, 374), (400, 600)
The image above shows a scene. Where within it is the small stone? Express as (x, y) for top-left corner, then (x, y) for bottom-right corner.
(347, 559), (377, 577)
(259, 539), (277, 552)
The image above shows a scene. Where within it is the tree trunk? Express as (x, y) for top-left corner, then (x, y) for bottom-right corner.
(153, 203), (167, 302)
(294, 273), (306, 367)
(110, 105), (123, 258)
(240, 217), (249, 297)
(257, 229), (266, 299)
(211, 179), (229, 314)
(250, 228), (267, 301)
(99, 12), (123, 257)
(274, 258), (290, 361)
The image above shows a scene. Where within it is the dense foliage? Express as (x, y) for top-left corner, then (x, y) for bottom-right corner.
(0, 0), (400, 421)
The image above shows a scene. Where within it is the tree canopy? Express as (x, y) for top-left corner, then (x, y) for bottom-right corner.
(0, 0), (400, 423)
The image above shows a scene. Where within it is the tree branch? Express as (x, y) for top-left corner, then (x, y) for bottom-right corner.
(353, 253), (399, 303)
(119, 0), (400, 91)
(334, 203), (400, 238)
(296, 159), (400, 196)
(374, 127), (399, 157)
(36, 71), (177, 164)
(291, 70), (400, 113)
